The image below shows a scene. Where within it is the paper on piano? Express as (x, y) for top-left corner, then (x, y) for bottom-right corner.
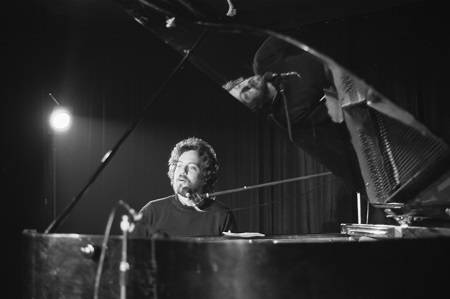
(222, 231), (265, 238)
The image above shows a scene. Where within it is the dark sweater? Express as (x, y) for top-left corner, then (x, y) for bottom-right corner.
(133, 195), (236, 238)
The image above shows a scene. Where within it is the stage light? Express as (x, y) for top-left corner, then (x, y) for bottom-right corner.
(49, 107), (72, 132)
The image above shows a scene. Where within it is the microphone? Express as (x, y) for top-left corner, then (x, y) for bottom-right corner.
(263, 72), (301, 83)
(179, 187), (210, 199)
(118, 200), (143, 222)
(179, 187), (193, 198)
(179, 187), (208, 210)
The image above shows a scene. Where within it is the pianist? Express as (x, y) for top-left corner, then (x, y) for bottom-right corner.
(225, 36), (364, 196)
(132, 137), (236, 238)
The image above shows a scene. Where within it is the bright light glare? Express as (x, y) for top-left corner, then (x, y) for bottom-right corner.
(49, 107), (72, 132)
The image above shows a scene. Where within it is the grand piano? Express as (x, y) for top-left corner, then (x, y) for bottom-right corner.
(22, 0), (450, 298)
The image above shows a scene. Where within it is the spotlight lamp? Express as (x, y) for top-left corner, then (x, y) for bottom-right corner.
(48, 93), (72, 133)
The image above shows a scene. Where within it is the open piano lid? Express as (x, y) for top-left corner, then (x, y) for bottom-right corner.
(113, 0), (450, 224)
(113, 0), (428, 86)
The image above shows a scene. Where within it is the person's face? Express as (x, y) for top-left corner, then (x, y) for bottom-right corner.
(172, 150), (204, 196)
(229, 75), (274, 110)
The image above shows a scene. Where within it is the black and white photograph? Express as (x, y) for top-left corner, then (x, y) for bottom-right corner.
(3, 0), (450, 298)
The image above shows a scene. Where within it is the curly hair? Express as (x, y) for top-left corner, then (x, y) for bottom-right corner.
(167, 137), (219, 193)
(222, 77), (245, 91)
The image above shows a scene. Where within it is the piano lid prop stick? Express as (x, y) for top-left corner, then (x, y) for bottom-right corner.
(366, 200), (370, 224)
(357, 192), (361, 224)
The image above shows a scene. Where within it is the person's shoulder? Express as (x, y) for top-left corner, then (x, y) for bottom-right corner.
(139, 195), (174, 212)
(253, 36), (306, 74)
(207, 199), (232, 213)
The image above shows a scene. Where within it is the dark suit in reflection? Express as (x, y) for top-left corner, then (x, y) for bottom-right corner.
(253, 37), (363, 194)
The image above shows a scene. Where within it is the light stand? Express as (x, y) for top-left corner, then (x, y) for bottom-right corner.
(47, 92), (72, 222)
(51, 135), (57, 221)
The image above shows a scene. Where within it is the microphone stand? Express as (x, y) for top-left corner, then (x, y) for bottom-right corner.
(202, 171), (332, 199)
(278, 80), (294, 142)
(119, 215), (132, 299)
(44, 30), (208, 234)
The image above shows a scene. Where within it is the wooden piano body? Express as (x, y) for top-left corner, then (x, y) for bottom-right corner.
(22, 229), (450, 299)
